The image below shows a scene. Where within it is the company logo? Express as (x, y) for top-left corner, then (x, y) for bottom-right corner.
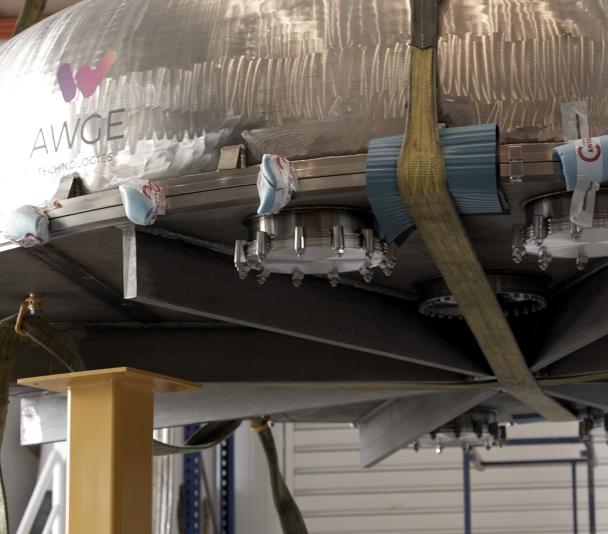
(57, 50), (118, 102)
(577, 137), (602, 163)
(30, 50), (124, 161)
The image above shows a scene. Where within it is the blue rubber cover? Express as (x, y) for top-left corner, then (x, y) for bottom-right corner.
(367, 123), (505, 243)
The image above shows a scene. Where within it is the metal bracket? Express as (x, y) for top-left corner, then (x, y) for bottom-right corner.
(122, 228), (487, 376)
(52, 174), (83, 203)
(507, 145), (524, 183)
(217, 145), (247, 171)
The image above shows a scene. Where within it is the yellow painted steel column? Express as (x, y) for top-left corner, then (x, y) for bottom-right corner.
(19, 367), (198, 534)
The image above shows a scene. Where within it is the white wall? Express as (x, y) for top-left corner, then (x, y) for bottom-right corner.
(236, 421), (608, 534)
(4, 413), (602, 534)
(234, 424), (283, 534)
(1, 399), (39, 534)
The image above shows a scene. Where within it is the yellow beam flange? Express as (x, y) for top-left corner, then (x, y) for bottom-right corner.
(20, 368), (199, 534)
(397, 46), (574, 422)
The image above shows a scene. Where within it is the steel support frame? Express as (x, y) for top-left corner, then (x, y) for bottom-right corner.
(534, 267), (608, 372)
(219, 437), (235, 534)
(122, 226), (489, 376)
(463, 451), (472, 534)
(27, 244), (160, 322)
(183, 425), (202, 534)
(586, 442), (596, 534)
(20, 386), (438, 447)
(358, 390), (497, 467)
(462, 437), (595, 534)
(13, 324), (465, 384)
(572, 462), (578, 534)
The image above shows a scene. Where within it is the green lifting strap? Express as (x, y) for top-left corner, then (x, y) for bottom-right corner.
(252, 418), (309, 534)
(154, 419), (308, 534)
(397, 0), (573, 422)
(153, 420), (243, 456)
(12, 0), (47, 37)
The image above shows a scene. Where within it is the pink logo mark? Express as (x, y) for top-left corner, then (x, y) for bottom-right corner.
(577, 137), (602, 163)
(58, 51), (118, 103)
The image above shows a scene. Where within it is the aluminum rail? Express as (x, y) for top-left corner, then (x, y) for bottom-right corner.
(0, 146), (564, 253)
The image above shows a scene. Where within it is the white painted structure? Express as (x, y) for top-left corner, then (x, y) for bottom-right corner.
(236, 422), (608, 534)
(16, 446), (65, 534)
(1, 401), (39, 534)
(7, 418), (608, 533)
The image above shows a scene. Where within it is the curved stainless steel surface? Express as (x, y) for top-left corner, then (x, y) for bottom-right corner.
(0, 0), (605, 220)
(523, 189), (608, 220)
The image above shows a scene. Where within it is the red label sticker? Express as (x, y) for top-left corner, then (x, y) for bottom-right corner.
(577, 138), (602, 163)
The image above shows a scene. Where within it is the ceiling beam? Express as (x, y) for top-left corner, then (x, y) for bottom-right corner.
(13, 325), (465, 383)
(20, 387), (433, 446)
(544, 384), (608, 411)
(27, 244), (161, 323)
(123, 227), (490, 376)
(358, 390), (497, 467)
(532, 268), (608, 372)
(543, 336), (608, 377)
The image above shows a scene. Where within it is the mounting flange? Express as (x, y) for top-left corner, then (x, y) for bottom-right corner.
(416, 272), (549, 319)
(234, 207), (396, 286)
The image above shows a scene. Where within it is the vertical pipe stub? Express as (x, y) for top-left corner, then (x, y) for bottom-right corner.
(362, 228), (376, 259)
(533, 215), (546, 246)
(294, 225), (305, 257)
(254, 230), (270, 261)
(331, 225), (345, 256)
(511, 224), (525, 264)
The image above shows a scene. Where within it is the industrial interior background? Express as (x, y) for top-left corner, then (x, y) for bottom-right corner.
(2, 0), (608, 533)
(3, 402), (607, 534)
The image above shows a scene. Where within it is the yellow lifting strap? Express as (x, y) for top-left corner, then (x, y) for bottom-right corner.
(397, 1), (574, 422)
(12, 0), (47, 37)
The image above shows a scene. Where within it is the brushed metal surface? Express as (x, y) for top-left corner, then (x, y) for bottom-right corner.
(0, 0), (606, 220)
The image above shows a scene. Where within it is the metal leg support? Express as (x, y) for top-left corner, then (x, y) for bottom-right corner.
(571, 462), (578, 534)
(586, 443), (596, 534)
(219, 437), (235, 534)
(463, 450), (472, 534)
(183, 425), (202, 534)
